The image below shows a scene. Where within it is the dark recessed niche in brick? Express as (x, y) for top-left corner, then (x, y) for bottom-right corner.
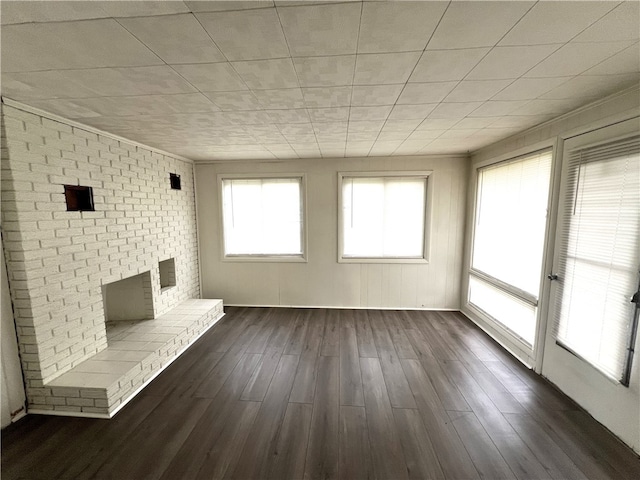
(64, 185), (94, 212)
(159, 258), (176, 290)
(170, 173), (181, 190)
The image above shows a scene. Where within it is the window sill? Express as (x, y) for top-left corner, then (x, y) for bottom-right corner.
(338, 256), (428, 264)
(221, 255), (307, 263)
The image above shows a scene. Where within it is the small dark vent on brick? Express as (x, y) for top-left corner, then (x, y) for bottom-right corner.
(170, 173), (181, 190)
(64, 185), (94, 211)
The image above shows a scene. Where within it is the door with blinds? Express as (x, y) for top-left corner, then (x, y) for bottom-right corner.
(542, 118), (640, 449)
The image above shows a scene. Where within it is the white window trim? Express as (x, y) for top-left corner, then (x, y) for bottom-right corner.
(462, 140), (559, 367)
(217, 173), (308, 263)
(337, 171), (433, 264)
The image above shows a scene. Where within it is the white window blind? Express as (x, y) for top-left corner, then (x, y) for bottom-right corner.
(472, 150), (552, 295)
(553, 135), (640, 382)
(341, 176), (427, 258)
(221, 177), (303, 256)
(469, 149), (552, 345)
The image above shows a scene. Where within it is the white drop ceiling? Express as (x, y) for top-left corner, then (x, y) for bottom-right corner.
(1, 0), (638, 161)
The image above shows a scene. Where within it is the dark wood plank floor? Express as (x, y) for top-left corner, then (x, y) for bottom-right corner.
(3, 307), (640, 480)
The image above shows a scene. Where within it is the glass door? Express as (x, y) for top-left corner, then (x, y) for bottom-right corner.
(542, 118), (640, 449)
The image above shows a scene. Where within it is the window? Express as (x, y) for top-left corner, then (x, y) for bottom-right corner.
(552, 135), (639, 384)
(468, 149), (553, 345)
(339, 172), (431, 262)
(220, 175), (305, 260)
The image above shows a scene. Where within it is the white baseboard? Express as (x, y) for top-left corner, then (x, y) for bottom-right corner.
(224, 304), (459, 311)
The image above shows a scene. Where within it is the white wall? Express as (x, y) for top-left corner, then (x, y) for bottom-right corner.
(1, 237), (26, 428)
(463, 86), (640, 453)
(196, 155), (468, 310)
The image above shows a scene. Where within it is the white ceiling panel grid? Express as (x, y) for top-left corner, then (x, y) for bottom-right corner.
(1, 0), (638, 161)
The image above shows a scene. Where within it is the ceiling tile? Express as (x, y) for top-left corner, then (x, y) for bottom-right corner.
(93, 1), (189, 17)
(428, 1), (534, 50)
(499, 1), (616, 46)
(377, 131), (410, 142)
(185, 1), (274, 12)
(358, 2), (447, 53)
(24, 98), (102, 118)
(415, 118), (459, 130)
(293, 56), (355, 87)
(409, 48), (490, 83)
(353, 52), (421, 85)
(248, 124), (282, 135)
(266, 109), (310, 123)
(351, 85), (404, 106)
(348, 132), (381, 143)
(232, 58), (299, 89)
(277, 123), (315, 136)
(439, 128), (480, 139)
(345, 141), (375, 156)
(317, 136), (347, 147)
(347, 121), (386, 133)
(429, 102), (484, 119)
(410, 129), (445, 140)
(583, 43), (640, 76)
(302, 86), (352, 108)
(370, 141), (403, 156)
(43, 93), (220, 118)
(117, 14), (225, 64)
(203, 91), (262, 110)
(490, 115), (552, 129)
(381, 119), (422, 132)
(253, 88), (305, 109)
(308, 108), (350, 122)
(573, 2), (640, 43)
(397, 82), (458, 104)
(285, 135), (318, 144)
(267, 144), (299, 159)
(525, 41), (635, 78)
(469, 100), (529, 117)
(453, 117), (500, 129)
(349, 106), (393, 121)
(313, 121), (348, 135)
(172, 63), (247, 91)
(388, 104), (437, 121)
(291, 146), (321, 158)
(319, 143), (346, 158)
(64, 66), (198, 97)
(223, 110), (273, 125)
(0, 1), (110, 25)
(1, 70), (101, 100)
(259, 130), (295, 142)
(278, 3), (361, 56)
(1, 19), (161, 73)
(444, 79), (513, 103)
(492, 77), (572, 101)
(540, 73), (640, 100)
(422, 138), (469, 153)
(397, 139), (432, 150)
(196, 8), (288, 61)
(466, 44), (561, 80)
(510, 98), (588, 116)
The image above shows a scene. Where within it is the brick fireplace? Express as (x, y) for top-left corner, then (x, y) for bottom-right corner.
(1, 101), (223, 417)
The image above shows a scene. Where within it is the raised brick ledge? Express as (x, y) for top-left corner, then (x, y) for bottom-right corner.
(28, 299), (224, 419)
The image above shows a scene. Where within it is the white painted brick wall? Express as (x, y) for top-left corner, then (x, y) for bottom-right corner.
(1, 104), (201, 408)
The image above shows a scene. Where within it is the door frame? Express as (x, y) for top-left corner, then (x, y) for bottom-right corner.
(540, 116), (640, 451)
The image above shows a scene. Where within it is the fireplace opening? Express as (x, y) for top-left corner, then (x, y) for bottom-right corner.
(102, 271), (154, 327)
